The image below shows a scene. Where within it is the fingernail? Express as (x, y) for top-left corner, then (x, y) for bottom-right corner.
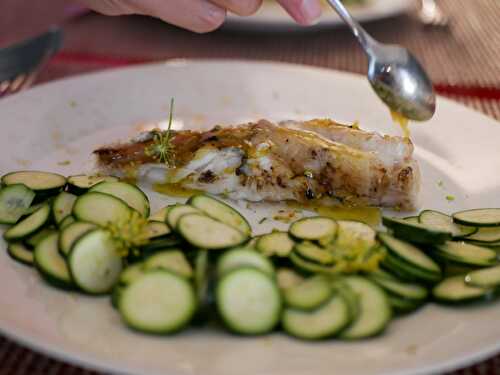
(298, 0), (322, 25)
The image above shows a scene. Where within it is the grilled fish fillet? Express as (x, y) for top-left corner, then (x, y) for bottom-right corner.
(94, 119), (420, 209)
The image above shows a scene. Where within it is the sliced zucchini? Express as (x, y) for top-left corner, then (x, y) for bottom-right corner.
(330, 279), (360, 322)
(369, 275), (428, 301)
(382, 216), (451, 244)
(442, 262), (477, 277)
(119, 263), (145, 285)
(90, 181), (150, 217)
(464, 227), (500, 243)
(59, 221), (97, 257)
(2, 171), (66, 193)
(145, 221), (171, 239)
(419, 210), (477, 238)
(139, 236), (183, 255)
(67, 175), (119, 195)
(34, 233), (73, 289)
(4, 203), (51, 241)
(453, 208), (500, 227)
(289, 217), (337, 241)
(217, 248), (274, 278)
(256, 231), (295, 257)
(389, 295), (423, 314)
(282, 294), (350, 340)
(0, 184), (35, 224)
(69, 229), (123, 294)
(166, 204), (202, 230)
(59, 215), (75, 229)
(25, 227), (58, 248)
(289, 252), (334, 274)
(177, 213), (249, 250)
(293, 242), (335, 265)
(465, 265), (500, 288)
(216, 267), (281, 335)
(339, 276), (392, 339)
(143, 250), (193, 278)
(22, 201), (46, 217)
(72, 192), (131, 227)
(335, 220), (376, 250)
(432, 275), (493, 304)
(119, 270), (196, 334)
(52, 192), (77, 226)
(277, 268), (304, 290)
(403, 216), (420, 225)
(378, 233), (441, 277)
(149, 205), (175, 222)
(194, 250), (210, 308)
(188, 194), (251, 236)
(382, 253), (442, 283)
(283, 275), (332, 311)
(432, 241), (497, 267)
(7, 242), (34, 266)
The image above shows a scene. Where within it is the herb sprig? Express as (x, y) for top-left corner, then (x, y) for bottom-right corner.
(145, 98), (176, 166)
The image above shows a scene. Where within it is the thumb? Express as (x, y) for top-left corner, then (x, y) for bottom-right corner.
(276, 0), (322, 25)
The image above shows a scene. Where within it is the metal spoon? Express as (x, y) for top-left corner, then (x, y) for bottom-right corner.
(325, 0), (436, 121)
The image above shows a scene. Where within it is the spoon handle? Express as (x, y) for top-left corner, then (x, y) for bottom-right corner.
(324, 0), (376, 55)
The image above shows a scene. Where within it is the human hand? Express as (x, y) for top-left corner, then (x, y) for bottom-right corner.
(77, 0), (322, 33)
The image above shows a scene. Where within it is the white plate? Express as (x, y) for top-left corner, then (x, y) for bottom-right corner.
(0, 60), (500, 375)
(225, 0), (414, 31)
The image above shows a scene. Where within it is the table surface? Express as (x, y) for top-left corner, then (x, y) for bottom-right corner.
(1, 0), (500, 374)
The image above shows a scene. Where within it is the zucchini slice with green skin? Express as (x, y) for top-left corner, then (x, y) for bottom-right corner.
(217, 248), (274, 278)
(166, 204), (202, 230)
(52, 192), (77, 226)
(8, 242), (34, 266)
(419, 210), (477, 238)
(289, 217), (337, 241)
(148, 205), (175, 222)
(453, 208), (500, 227)
(4, 203), (51, 242)
(432, 275), (493, 304)
(145, 221), (171, 239)
(339, 276), (392, 339)
(119, 270), (196, 334)
(293, 242), (335, 265)
(139, 236), (184, 256)
(90, 181), (150, 217)
(66, 175), (119, 195)
(369, 275), (428, 301)
(465, 265), (500, 288)
(69, 229), (123, 294)
(464, 227), (500, 243)
(0, 184), (35, 224)
(256, 231), (295, 257)
(194, 250), (210, 309)
(289, 252), (335, 274)
(382, 216), (451, 244)
(282, 294), (351, 340)
(382, 253), (442, 283)
(330, 279), (360, 322)
(2, 171), (66, 194)
(277, 268), (304, 290)
(25, 227), (58, 248)
(143, 250), (193, 278)
(188, 194), (251, 236)
(34, 233), (73, 289)
(389, 295), (423, 314)
(22, 201), (46, 217)
(335, 220), (376, 249)
(432, 241), (498, 267)
(59, 215), (76, 229)
(177, 213), (249, 250)
(403, 216), (420, 225)
(72, 192), (131, 227)
(283, 275), (332, 311)
(59, 221), (97, 257)
(378, 233), (442, 277)
(216, 267), (281, 335)
(119, 263), (145, 285)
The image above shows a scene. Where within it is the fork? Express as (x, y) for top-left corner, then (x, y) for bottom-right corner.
(417, 0), (449, 27)
(0, 27), (63, 98)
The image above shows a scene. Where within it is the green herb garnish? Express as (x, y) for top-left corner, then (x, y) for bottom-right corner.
(446, 195), (455, 202)
(145, 98), (176, 166)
